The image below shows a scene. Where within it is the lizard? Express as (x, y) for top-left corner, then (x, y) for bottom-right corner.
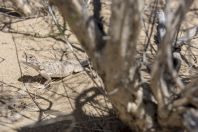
(21, 53), (89, 87)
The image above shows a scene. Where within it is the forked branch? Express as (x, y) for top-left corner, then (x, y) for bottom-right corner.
(151, 0), (194, 127)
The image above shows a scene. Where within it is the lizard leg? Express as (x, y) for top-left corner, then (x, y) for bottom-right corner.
(39, 71), (52, 88)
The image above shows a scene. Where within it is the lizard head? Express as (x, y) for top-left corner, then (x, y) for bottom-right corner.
(21, 53), (40, 69)
(24, 53), (37, 62)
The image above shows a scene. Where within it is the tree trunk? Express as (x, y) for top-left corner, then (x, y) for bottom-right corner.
(10, 0), (198, 131)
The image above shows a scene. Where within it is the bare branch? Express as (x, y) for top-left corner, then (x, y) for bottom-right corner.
(151, 0), (194, 127)
(51, 0), (145, 130)
(154, 10), (166, 46)
(183, 109), (198, 132)
(155, 10), (198, 48)
(103, 0), (148, 129)
(49, 0), (105, 73)
(9, 0), (43, 16)
(13, 0), (197, 131)
(173, 79), (198, 131)
(176, 26), (198, 47)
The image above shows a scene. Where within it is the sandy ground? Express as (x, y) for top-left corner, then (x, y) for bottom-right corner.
(0, 1), (128, 132)
(1, 0), (198, 132)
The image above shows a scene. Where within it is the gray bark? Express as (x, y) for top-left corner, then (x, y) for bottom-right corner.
(8, 0), (198, 131)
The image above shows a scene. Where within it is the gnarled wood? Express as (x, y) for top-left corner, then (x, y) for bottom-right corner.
(9, 0), (198, 131)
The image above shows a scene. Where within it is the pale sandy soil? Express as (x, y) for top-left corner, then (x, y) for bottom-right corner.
(1, 1), (198, 132)
(0, 1), (127, 132)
